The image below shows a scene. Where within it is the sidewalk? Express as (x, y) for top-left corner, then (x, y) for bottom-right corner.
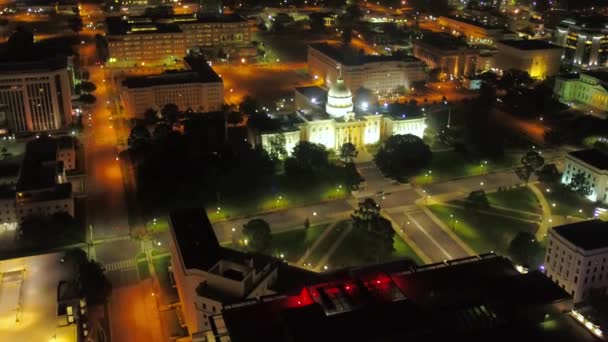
(296, 221), (341, 266)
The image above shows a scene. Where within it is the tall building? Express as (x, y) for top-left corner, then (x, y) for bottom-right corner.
(412, 31), (488, 78)
(120, 54), (224, 117)
(254, 79), (426, 154)
(494, 40), (563, 79)
(561, 149), (608, 204)
(308, 43), (427, 97)
(554, 17), (608, 69)
(545, 220), (608, 303)
(0, 56), (73, 133)
(105, 13), (251, 68)
(554, 71), (608, 114)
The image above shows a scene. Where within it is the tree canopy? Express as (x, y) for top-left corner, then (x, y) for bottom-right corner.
(339, 142), (358, 163)
(242, 219), (271, 252)
(508, 232), (543, 269)
(374, 134), (432, 182)
(285, 141), (330, 178)
(351, 198), (395, 262)
(567, 172), (592, 197)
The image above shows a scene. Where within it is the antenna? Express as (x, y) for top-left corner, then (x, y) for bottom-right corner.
(337, 63), (342, 78)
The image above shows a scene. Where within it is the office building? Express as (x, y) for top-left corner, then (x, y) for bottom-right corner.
(0, 56), (74, 133)
(121, 54), (223, 117)
(561, 149), (608, 204)
(308, 43), (427, 96)
(254, 80), (426, 155)
(105, 13), (251, 68)
(554, 71), (608, 114)
(494, 40), (563, 79)
(437, 15), (516, 45)
(554, 17), (608, 69)
(545, 220), (608, 303)
(412, 32), (486, 78)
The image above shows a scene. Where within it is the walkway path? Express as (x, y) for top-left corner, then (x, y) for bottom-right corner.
(528, 183), (553, 240)
(313, 223), (354, 272)
(296, 221), (341, 266)
(438, 203), (540, 223)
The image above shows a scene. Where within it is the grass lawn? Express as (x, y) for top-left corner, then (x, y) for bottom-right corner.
(153, 255), (179, 305)
(136, 259), (150, 280)
(539, 183), (596, 219)
(306, 221), (350, 267)
(263, 224), (329, 263)
(413, 151), (521, 184)
(328, 227), (422, 269)
(486, 187), (541, 213)
(428, 204), (539, 256)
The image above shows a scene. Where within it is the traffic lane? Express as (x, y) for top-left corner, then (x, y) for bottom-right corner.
(213, 200), (353, 242)
(95, 239), (141, 265)
(407, 210), (469, 261)
(423, 170), (521, 196)
(376, 189), (420, 208)
(389, 211), (449, 262)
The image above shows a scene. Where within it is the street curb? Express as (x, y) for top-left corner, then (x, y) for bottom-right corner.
(381, 209), (432, 265)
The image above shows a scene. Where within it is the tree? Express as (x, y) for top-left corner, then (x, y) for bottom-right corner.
(68, 15), (84, 34)
(351, 198), (395, 261)
(6, 27), (34, 60)
(337, 4), (362, 44)
(144, 108), (159, 124)
(161, 103), (180, 123)
(352, 198), (381, 229)
(374, 134), (432, 182)
(285, 141), (329, 178)
(1, 147), (11, 159)
(309, 12), (326, 32)
(465, 190), (489, 211)
(508, 232), (543, 268)
(499, 69), (533, 90)
(79, 259), (112, 305)
(268, 134), (288, 161)
(79, 93), (96, 105)
(339, 142), (358, 163)
(242, 219), (271, 252)
(515, 151), (544, 185)
(128, 124), (151, 149)
(80, 81), (97, 93)
(343, 162), (363, 190)
(536, 163), (560, 185)
(152, 123), (172, 141)
(567, 172), (593, 197)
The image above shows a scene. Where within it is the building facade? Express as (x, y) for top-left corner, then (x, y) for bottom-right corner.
(437, 15), (515, 45)
(561, 149), (608, 204)
(412, 32), (485, 78)
(494, 40), (563, 79)
(105, 14), (251, 68)
(0, 57), (73, 133)
(554, 17), (608, 69)
(120, 55), (223, 117)
(258, 79), (426, 155)
(554, 71), (608, 113)
(308, 43), (427, 96)
(545, 220), (608, 303)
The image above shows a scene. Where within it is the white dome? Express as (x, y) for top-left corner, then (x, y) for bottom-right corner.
(325, 77), (353, 118)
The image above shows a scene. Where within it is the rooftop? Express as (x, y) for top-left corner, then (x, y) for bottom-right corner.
(568, 149), (608, 170)
(220, 255), (573, 342)
(498, 39), (562, 51)
(309, 43), (421, 66)
(444, 14), (506, 30)
(583, 71), (608, 84)
(17, 137), (59, 191)
(553, 220), (608, 251)
(414, 31), (473, 51)
(0, 55), (68, 74)
(105, 17), (183, 36)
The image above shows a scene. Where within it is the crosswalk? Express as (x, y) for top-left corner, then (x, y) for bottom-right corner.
(104, 259), (136, 272)
(99, 235), (131, 243)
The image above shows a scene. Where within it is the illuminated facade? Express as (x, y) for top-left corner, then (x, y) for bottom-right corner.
(554, 72), (608, 113)
(412, 32), (484, 78)
(494, 40), (563, 79)
(120, 55), (223, 117)
(437, 15), (515, 45)
(554, 18), (608, 69)
(545, 220), (608, 303)
(561, 149), (608, 204)
(259, 80), (426, 155)
(0, 57), (73, 133)
(308, 43), (427, 96)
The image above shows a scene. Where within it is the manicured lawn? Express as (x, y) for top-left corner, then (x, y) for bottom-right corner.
(538, 183), (596, 219)
(486, 187), (541, 213)
(428, 204), (539, 256)
(137, 258), (150, 280)
(153, 255), (179, 305)
(263, 224), (329, 263)
(306, 221), (350, 267)
(413, 151), (521, 184)
(328, 227), (422, 269)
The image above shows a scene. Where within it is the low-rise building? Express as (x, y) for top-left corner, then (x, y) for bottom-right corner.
(437, 15), (516, 45)
(308, 43), (427, 97)
(545, 220), (608, 303)
(561, 149), (608, 204)
(494, 40), (563, 79)
(121, 54), (223, 117)
(412, 31), (487, 78)
(554, 71), (608, 114)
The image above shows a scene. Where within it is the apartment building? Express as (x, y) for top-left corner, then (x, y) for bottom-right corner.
(561, 149), (608, 204)
(121, 54), (223, 117)
(308, 43), (427, 96)
(0, 56), (74, 133)
(545, 220), (608, 303)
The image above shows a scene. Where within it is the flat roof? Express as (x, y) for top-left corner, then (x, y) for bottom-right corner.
(0, 56), (67, 74)
(568, 149), (608, 170)
(122, 55), (221, 88)
(169, 208), (221, 271)
(443, 15), (506, 30)
(498, 39), (562, 50)
(553, 220), (608, 251)
(17, 137), (59, 191)
(106, 17), (183, 35)
(415, 31), (473, 50)
(583, 71), (608, 84)
(309, 43), (421, 66)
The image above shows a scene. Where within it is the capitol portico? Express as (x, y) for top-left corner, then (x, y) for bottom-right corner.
(257, 75), (427, 155)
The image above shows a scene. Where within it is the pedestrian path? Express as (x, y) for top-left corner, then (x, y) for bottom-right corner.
(528, 184), (553, 240)
(313, 223), (354, 272)
(98, 234), (131, 244)
(104, 259), (136, 272)
(296, 221), (340, 266)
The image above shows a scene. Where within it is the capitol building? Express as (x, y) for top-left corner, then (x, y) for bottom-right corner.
(258, 75), (427, 156)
